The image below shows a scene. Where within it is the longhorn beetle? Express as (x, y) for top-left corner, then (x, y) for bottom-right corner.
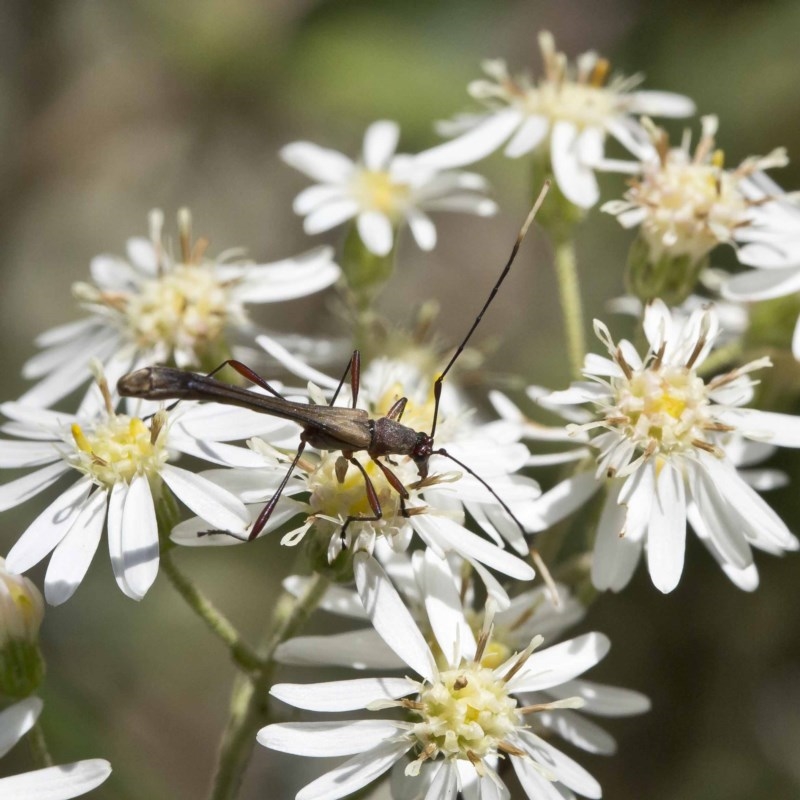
(118, 183), (550, 546)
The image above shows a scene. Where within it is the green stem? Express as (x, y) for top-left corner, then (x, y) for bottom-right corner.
(160, 550), (262, 672)
(209, 571), (331, 800)
(552, 235), (587, 380)
(27, 720), (53, 768)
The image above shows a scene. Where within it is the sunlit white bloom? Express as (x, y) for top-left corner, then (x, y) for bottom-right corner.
(260, 554), (629, 800)
(603, 115), (791, 265)
(172, 350), (540, 595)
(277, 549), (649, 769)
(416, 31), (694, 208)
(0, 697), (110, 798)
(282, 120), (498, 256)
(504, 300), (800, 593)
(19, 208), (339, 408)
(719, 173), (800, 359)
(0, 373), (284, 604)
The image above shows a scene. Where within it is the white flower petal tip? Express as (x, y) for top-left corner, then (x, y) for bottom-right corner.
(0, 758), (112, 798)
(18, 209), (339, 407)
(533, 299), (800, 591)
(283, 121), (497, 253)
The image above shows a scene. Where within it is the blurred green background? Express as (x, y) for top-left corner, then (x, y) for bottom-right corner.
(1, 1), (800, 798)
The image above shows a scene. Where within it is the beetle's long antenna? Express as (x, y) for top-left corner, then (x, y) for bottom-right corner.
(429, 181), (550, 439)
(433, 446), (559, 606)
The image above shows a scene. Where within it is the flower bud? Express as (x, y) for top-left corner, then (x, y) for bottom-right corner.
(625, 233), (707, 306)
(0, 558), (45, 698)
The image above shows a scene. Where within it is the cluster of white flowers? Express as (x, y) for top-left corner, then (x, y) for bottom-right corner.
(0, 26), (799, 800)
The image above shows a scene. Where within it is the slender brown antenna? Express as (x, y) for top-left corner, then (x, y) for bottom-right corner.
(429, 181), (550, 439)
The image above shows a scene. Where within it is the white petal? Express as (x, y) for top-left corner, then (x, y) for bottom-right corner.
(259, 719), (403, 757)
(0, 441), (59, 469)
(119, 474), (160, 599)
(296, 738), (413, 800)
(406, 209), (437, 251)
(304, 199), (360, 234)
(512, 754), (572, 800)
(714, 406), (800, 448)
(233, 247), (340, 304)
(274, 628), (404, 670)
(546, 679), (651, 716)
(161, 465), (249, 533)
(519, 472), (599, 532)
(44, 489), (107, 605)
(507, 633), (611, 693)
(503, 115), (548, 158)
(412, 515), (535, 581)
(127, 236), (157, 272)
(415, 108), (525, 169)
(354, 553), (436, 681)
(538, 708), (616, 754)
(0, 759), (112, 799)
(591, 488), (642, 592)
(281, 142), (355, 183)
(516, 730), (601, 799)
(357, 211), (394, 256)
(169, 434), (267, 468)
(550, 122), (600, 209)
(283, 575), (367, 619)
(270, 676), (416, 712)
(722, 266), (800, 301)
(424, 761), (458, 800)
(6, 477), (92, 574)
(293, 185), (348, 215)
(628, 91), (696, 118)
(419, 549), (476, 665)
(106, 481), (137, 599)
(646, 462), (686, 593)
(0, 698), (42, 757)
(363, 121), (400, 170)
(0, 461), (71, 512)
(256, 334), (340, 390)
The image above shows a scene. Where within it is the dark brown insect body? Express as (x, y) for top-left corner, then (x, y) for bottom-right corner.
(118, 185), (549, 542)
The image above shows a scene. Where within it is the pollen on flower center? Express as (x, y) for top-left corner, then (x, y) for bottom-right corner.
(307, 452), (405, 527)
(631, 153), (748, 260)
(609, 365), (710, 454)
(353, 170), (410, 216)
(70, 413), (168, 488)
(410, 664), (521, 766)
(125, 264), (233, 351)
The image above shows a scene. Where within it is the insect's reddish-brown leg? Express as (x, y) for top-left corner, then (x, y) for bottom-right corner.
(329, 351), (361, 408)
(246, 440), (308, 541)
(207, 359), (286, 399)
(339, 456), (383, 541)
(385, 397), (407, 422)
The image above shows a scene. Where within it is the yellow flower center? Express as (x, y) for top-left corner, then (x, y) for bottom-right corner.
(411, 664), (520, 764)
(125, 264), (233, 353)
(307, 451), (405, 528)
(610, 365), (710, 455)
(631, 151), (749, 261)
(70, 413), (168, 488)
(352, 170), (411, 217)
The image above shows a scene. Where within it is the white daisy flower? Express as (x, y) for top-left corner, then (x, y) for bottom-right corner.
(415, 31), (694, 208)
(281, 120), (498, 257)
(0, 371), (285, 604)
(259, 553), (626, 800)
(277, 549), (649, 770)
(603, 115), (791, 273)
(19, 208), (340, 408)
(0, 697), (110, 798)
(171, 350), (539, 593)
(719, 173), (800, 359)
(508, 300), (800, 593)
